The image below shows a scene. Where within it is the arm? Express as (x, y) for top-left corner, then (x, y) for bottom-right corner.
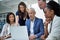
(15, 11), (19, 25)
(35, 19), (44, 38)
(0, 36), (5, 40)
(25, 19), (29, 36)
(44, 26), (48, 38)
(16, 16), (19, 24)
(1, 24), (11, 39)
(44, 21), (49, 38)
(1, 24), (6, 36)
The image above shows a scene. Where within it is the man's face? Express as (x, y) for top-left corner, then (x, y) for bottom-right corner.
(28, 9), (35, 20)
(38, 0), (46, 9)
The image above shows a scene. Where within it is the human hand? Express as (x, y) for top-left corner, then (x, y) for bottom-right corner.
(5, 33), (11, 39)
(29, 35), (36, 40)
(40, 35), (45, 40)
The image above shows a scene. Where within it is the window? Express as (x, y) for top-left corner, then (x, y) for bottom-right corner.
(0, 12), (8, 33)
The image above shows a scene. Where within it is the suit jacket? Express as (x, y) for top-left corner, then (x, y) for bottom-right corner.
(46, 15), (60, 40)
(25, 17), (44, 38)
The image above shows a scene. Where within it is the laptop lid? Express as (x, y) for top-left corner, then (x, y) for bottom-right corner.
(8, 26), (29, 40)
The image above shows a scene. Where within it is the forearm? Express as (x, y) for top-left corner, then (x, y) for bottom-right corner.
(44, 26), (48, 38)
(0, 36), (5, 40)
(35, 31), (44, 38)
(16, 16), (19, 23)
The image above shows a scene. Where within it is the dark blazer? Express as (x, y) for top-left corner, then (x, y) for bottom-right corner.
(25, 17), (44, 38)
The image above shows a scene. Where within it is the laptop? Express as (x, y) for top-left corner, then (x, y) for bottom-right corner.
(6, 26), (29, 40)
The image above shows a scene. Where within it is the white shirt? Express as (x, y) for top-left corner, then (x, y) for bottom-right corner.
(46, 15), (60, 40)
(30, 19), (35, 36)
(0, 23), (17, 36)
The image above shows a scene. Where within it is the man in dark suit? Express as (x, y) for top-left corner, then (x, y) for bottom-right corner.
(25, 8), (44, 40)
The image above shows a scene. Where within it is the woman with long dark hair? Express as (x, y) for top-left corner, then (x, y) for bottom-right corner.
(16, 2), (29, 26)
(1, 12), (16, 39)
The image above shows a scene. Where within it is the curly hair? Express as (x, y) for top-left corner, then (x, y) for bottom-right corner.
(46, 1), (60, 17)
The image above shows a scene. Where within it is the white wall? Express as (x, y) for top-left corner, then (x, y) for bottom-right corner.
(0, 0), (37, 13)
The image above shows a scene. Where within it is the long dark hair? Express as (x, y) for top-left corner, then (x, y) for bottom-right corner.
(18, 2), (27, 19)
(6, 12), (15, 24)
(46, 1), (60, 17)
(18, 2), (26, 12)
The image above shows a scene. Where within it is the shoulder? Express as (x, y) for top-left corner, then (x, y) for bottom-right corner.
(26, 19), (30, 22)
(53, 15), (60, 21)
(16, 11), (19, 13)
(3, 23), (10, 28)
(2, 23), (9, 30)
(3, 23), (9, 26)
(52, 15), (60, 29)
(16, 11), (19, 15)
(35, 17), (43, 22)
(53, 15), (60, 24)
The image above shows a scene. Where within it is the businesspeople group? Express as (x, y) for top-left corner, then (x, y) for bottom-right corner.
(0, 0), (60, 40)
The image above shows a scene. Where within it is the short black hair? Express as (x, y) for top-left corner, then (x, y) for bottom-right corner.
(6, 12), (15, 24)
(46, 1), (60, 17)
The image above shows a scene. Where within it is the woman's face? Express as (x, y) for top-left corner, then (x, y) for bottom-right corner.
(9, 14), (14, 23)
(20, 5), (25, 12)
(44, 7), (54, 19)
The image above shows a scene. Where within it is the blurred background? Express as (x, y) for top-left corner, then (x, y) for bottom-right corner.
(0, 0), (59, 13)
(0, 0), (59, 33)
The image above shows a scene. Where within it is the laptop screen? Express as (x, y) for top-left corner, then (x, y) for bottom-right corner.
(6, 26), (29, 40)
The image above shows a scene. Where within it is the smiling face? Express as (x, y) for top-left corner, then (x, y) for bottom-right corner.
(44, 7), (54, 20)
(28, 9), (36, 20)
